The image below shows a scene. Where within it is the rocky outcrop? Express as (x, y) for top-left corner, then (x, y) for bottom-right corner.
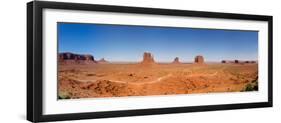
(59, 52), (96, 64)
(194, 55), (204, 64)
(172, 57), (181, 64)
(84, 55), (94, 61)
(98, 58), (109, 64)
(250, 61), (257, 63)
(141, 52), (155, 64)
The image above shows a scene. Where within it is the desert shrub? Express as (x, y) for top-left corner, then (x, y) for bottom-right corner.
(241, 78), (258, 92)
(58, 91), (71, 99)
(245, 84), (254, 91)
(253, 84), (258, 91)
(251, 77), (258, 91)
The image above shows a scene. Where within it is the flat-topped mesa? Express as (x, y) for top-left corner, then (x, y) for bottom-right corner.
(221, 60), (257, 64)
(194, 55), (204, 64)
(98, 58), (109, 64)
(242, 60), (257, 64)
(250, 61), (257, 63)
(172, 57), (181, 64)
(141, 52), (155, 64)
(59, 52), (96, 64)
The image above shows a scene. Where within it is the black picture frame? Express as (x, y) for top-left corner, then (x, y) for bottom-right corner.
(27, 1), (273, 122)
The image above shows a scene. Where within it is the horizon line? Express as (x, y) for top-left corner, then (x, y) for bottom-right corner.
(59, 52), (258, 62)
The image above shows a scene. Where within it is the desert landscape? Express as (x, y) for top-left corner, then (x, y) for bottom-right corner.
(58, 52), (258, 99)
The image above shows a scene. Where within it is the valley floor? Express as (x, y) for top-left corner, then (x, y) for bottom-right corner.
(58, 63), (258, 99)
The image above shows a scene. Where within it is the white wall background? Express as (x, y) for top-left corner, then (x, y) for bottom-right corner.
(0, 0), (280, 122)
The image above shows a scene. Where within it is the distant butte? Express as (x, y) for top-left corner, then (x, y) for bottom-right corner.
(194, 55), (204, 64)
(98, 58), (109, 64)
(221, 60), (257, 64)
(172, 57), (181, 64)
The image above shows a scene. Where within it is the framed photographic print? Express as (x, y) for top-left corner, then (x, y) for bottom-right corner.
(27, 1), (273, 122)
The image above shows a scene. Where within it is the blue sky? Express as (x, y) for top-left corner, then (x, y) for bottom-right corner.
(58, 23), (258, 62)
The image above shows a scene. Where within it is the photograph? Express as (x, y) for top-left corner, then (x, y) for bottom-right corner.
(58, 22), (259, 99)
(26, 1), (273, 122)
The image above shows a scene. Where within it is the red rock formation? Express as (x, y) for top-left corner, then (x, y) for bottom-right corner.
(141, 52), (155, 64)
(83, 54), (96, 64)
(194, 55), (204, 64)
(172, 57), (181, 64)
(59, 52), (96, 64)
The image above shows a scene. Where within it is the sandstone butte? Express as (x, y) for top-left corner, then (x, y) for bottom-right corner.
(194, 55), (204, 64)
(172, 57), (181, 64)
(141, 52), (155, 64)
